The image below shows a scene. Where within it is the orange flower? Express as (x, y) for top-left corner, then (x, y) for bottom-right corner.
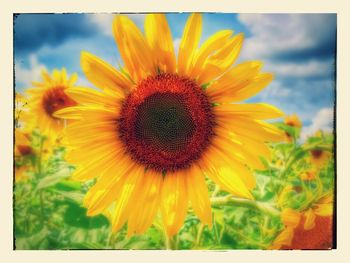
(24, 68), (78, 137)
(15, 165), (30, 182)
(309, 148), (331, 169)
(299, 170), (317, 181)
(282, 214), (333, 249)
(284, 114), (302, 128)
(14, 130), (34, 182)
(270, 193), (333, 250)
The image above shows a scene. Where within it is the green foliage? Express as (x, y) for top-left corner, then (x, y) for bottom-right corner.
(14, 127), (335, 250)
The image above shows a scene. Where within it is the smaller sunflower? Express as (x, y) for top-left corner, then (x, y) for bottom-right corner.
(25, 69), (78, 137)
(284, 114), (302, 128)
(283, 114), (302, 143)
(269, 208), (300, 249)
(15, 130), (33, 157)
(309, 148), (331, 169)
(270, 194), (333, 249)
(14, 130), (34, 182)
(299, 170), (317, 181)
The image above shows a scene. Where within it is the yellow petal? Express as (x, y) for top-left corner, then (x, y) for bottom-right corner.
(83, 155), (137, 216)
(198, 33), (244, 84)
(209, 61), (263, 92)
(314, 193), (333, 216)
(313, 193), (334, 216)
(64, 87), (120, 108)
(217, 116), (284, 143)
(269, 226), (294, 249)
(81, 51), (132, 97)
(68, 72), (78, 86)
(281, 208), (301, 228)
(213, 73), (273, 102)
(145, 14), (176, 73)
(213, 132), (265, 171)
(15, 130), (31, 146)
(127, 170), (163, 236)
(186, 165), (212, 227)
(161, 171), (188, 237)
(212, 136), (257, 187)
(314, 203), (333, 216)
(303, 208), (316, 230)
(54, 105), (116, 120)
(111, 165), (145, 232)
(200, 146), (254, 199)
(189, 30), (233, 78)
(69, 148), (123, 181)
(229, 131), (271, 161)
(52, 69), (61, 82)
(214, 103), (284, 120)
(113, 15), (156, 81)
(60, 68), (67, 83)
(84, 168), (126, 215)
(41, 69), (52, 84)
(177, 14), (202, 75)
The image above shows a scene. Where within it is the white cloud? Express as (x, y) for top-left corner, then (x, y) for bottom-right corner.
(258, 80), (291, 100)
(265, 59), (333, 78)
(89, 14), (115, 36)
(238, 14), (335, 60)
(15, 54), (46, 88)
(301, 107), (334, 140)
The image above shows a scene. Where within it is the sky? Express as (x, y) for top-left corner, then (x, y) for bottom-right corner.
(14, 13), (336, 140)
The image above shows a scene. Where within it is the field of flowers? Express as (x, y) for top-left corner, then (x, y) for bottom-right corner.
(14, 13), (335, 250)
(14, 103), (335, 249)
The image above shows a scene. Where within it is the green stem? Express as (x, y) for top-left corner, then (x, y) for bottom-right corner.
(195, 223), (204, 248)
(162, 225), (171, 250)
(211, 195), (280, 217)
(211, 185), (220, 198)
(39, 190), (45, 224)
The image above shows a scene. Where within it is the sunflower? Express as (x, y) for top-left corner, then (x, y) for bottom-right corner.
(309, 148), (331, 169)
(14, 130), (34, 182)
(25, 68), (78, 137)
(56, 14), (284, 237)
(283, 114), (302, 143)
(284, 114), (302, 128)
(299, 170), (317, 181)
(270, 194), (333, 249)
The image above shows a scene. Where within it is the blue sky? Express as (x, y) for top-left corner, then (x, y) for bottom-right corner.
(14, 13), (336, 139)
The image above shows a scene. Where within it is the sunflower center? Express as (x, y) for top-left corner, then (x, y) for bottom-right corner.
(17, 145), (33, 156)
(135, 93), (195, 153)
(311, 149), (323, 159)
(42, 87), (77, 117)
(118, 73), (214, 172)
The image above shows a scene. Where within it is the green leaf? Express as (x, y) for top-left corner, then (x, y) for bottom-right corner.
(36, 168), (71, 190)
(63, 202), (109, 229)
(15, 227), (48, 250)
(53, 190), (85, 204)
(54, 180), (82, 192)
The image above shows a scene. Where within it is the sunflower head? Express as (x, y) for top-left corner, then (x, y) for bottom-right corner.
(14, 129), (34, 182)
(271, 207), (333, 250)
(56, 13), (285, 237)
(284, 114), (302, 128)
(25, 68), (78, 137)
(15, 165), (31, 182)
(299, 170), (317, 181)
(15, 130), (33, 157)
(118, 73), (215, 172)
(309, 148), (331, 169)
